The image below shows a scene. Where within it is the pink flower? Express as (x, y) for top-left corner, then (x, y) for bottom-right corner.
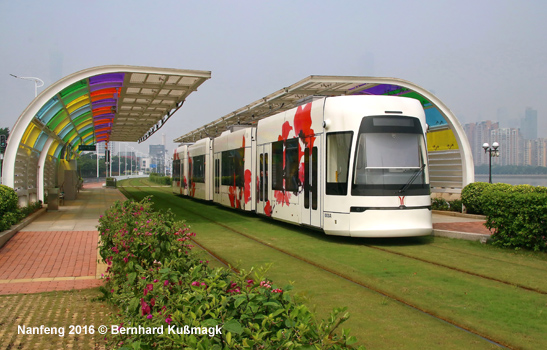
(144, 283), (154, 296)
(164, 280), (169, 287)
(140, 299), (151, 315)
(272, 288), (283, 293)
(165, 317), (172, 325)
(191, 281), (200, 286)
(146, 314), (153, 319)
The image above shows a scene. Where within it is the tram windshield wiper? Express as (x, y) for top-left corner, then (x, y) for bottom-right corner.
(398, 164), (425, 194)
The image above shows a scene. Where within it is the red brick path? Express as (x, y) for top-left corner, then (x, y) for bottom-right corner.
(433, 221), (493, 235)
(0, 231), (103, 295)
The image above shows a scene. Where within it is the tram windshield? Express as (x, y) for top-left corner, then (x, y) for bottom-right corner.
(352, 115), (429, 196)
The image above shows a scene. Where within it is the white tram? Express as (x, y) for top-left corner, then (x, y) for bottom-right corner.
(173, 95), (432, 237)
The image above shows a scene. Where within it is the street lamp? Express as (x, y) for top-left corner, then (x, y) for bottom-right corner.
(10, 74), (44, 97)
(482, 142), (500, 184)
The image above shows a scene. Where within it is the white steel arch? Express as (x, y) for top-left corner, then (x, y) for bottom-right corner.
(2, 65), (210, 205)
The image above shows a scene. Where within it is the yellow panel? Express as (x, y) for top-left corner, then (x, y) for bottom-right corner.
(67, 98), (90, 114)
(81, 130), (94, 140)
(65, 94), (89, 110)
(67, 132), (79, 144)
(27, 125), (42, 149)
(21, 124), (36, 145)
(48, 140), (60, 156)
(427, 129), (459, 151)
(76, 119), (93, 131)
(53, 119), (70, 134)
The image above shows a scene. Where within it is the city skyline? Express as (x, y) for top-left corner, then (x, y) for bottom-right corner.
(464, 107), (547, 167)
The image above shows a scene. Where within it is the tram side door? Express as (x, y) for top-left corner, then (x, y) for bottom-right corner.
(302, 136), (321, 227)
(256, 144), (270, 215)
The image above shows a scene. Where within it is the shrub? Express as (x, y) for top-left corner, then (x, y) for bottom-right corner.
(448, 199), (463, 213)
(0, 185), (23, 231)
(482, 191), (547, 252)
(20, 200), (43, 217)
(149, 173), (172, 186)
(98, 197), (364, 349)
(461, 182), (491, 214)
(431, 198), (449, 211)
(106, 177), (117, 188)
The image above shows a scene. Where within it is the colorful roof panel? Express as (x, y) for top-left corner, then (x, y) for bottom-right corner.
(25, 67), (211, 157)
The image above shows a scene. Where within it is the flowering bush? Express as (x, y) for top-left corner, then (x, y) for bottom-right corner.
(98, 197), (364, 349)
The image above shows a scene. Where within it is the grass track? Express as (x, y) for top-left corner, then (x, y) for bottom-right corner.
(118, 179), (547, 350)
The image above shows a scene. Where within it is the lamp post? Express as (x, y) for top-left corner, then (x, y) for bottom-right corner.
(10, 74), (44, 97)
(482, 142), (500, 184)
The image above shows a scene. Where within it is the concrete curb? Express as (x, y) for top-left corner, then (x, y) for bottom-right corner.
(433, 229), (491, 243)
(0, 207), (47, 249)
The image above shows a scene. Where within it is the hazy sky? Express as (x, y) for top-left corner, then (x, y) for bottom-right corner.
(1, 0), (546, 154)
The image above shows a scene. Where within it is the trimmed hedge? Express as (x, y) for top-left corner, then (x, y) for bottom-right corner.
(97, 197), (364, 349)
(149, 173), (172, 186)
(461, 182), (547, 251)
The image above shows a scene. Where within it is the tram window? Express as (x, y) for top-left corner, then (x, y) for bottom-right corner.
(264, 153), (269, 201)
(192, 155), (205, 183)
(272, 139), (299, 192)
(312, 147), (318, 209)
(221, 148), (244, 187)
(173, 159), (180, 179)
(285, 139), (299, 192)
(214, 159), (220, 193)
(326, 132), (353, 195)
(272, 141), (284, 190)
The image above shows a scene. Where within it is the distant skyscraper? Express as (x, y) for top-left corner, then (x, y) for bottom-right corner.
(149, 144), (166, 173)
(520, 107), (538, 140)
(464, 120), (499, 165)
(490, 128), (522, 166)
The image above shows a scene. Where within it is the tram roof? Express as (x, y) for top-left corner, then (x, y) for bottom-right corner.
(174, 75), (443, 143)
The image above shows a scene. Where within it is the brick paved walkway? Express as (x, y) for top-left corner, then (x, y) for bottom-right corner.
(0, 182), (127, 295)
(0, 230), (104, 295)
(433, 221), (492, 235)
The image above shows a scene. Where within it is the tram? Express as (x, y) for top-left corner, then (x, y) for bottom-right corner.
(173, 95), (432, 237)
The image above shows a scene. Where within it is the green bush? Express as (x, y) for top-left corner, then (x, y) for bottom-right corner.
(482, 191), (547, 252)
(431, 198), (449, 211)
(106, 177), (117, 188)
(20, 200), (42, 217)
(461, 182), (491, 214)
(98, 197), (363, 349)
(0, 185), (23, 231)
(448, 199), (463, 213)
(149, 173), (172, 186)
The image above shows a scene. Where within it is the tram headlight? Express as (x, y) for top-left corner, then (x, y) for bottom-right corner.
(323, 119), (331, 129)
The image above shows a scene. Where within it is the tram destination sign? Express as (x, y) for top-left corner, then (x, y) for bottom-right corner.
(78, 144), (96, 151)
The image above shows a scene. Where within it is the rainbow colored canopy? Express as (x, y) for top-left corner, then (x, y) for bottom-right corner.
(19, 66), (210, 160)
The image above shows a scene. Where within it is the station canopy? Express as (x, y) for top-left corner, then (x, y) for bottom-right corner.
(2, 65), (211, 204)
(174, 75), (474, 194)
(33, 67), (211, 147)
